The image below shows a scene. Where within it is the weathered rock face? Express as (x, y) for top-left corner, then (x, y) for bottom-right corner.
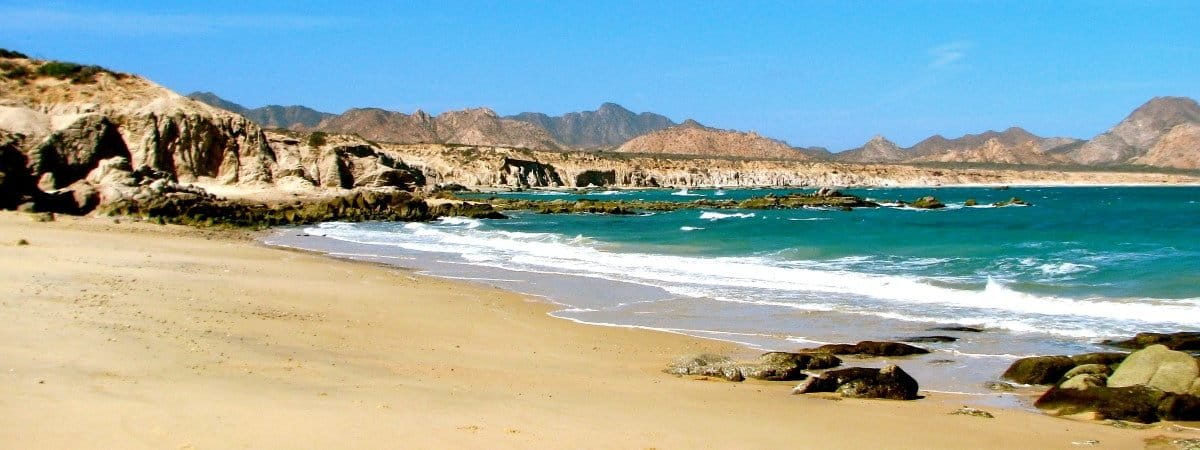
(616, 120), (810, 160)
(499, 157), (563, 187)
(792, 364), (920, 400)
(28, 115), (129, 189)
(1133, 122), (1200, 169)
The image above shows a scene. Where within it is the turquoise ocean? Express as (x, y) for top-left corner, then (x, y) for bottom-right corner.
(267, 187), (1200, 395)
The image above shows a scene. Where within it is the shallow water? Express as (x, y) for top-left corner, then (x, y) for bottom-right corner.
(265, 186), (1200, 396)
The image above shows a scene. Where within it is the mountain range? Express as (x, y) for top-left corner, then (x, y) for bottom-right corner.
(189, 92), (1200, 169)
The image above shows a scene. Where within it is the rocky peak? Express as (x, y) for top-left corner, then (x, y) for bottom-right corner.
(835, 135), (907, 163)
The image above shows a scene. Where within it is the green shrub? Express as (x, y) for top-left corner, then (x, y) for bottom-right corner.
(307, 131), (327, 148)
(34, 61), (118, 83)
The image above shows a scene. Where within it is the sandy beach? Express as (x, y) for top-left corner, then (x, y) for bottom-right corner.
(0, 211), (1195, 449)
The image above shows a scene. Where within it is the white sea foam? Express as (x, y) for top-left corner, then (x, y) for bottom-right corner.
(699, 211), (756, 220)
(302, 222), (1200, 338)
(671, 188), (704, 197)
(787, 218), (831, 221)
(680, 226), (705, 231)
(1038, 262), (1096, 275)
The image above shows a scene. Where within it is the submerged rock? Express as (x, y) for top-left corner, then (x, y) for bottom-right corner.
(992, 197), (1030, 207)
(792, 364), (919, 400)
(900, 335), (958, 343)
(930, 326), (985, 333)
(803, 341), (930, 357)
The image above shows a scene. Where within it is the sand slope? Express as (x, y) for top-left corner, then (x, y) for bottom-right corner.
(0, 212), (1193, 449)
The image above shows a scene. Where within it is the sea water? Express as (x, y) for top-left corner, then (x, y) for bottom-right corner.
(265, 186), (1200, 396)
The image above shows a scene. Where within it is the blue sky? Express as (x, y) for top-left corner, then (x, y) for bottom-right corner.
(1, 1), (1197, 150)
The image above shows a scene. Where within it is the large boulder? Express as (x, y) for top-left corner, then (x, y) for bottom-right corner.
(1002, 355), (1076, 385)
(1102, 332), (1200, 352)
(1070, 352), (1128, 366)
(792, 364), (919, 400)
(803, 341), (929, 357)
(1107, 344), (1199, 394)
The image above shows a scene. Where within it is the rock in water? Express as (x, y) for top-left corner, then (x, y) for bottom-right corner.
(900, 335), (958, 343)
(929, 326), (985, 333)
(1107, 345), (1199, 394)
(1069, 352), (1129, 366)
(1002, 355), (1076, 385)
(908, 196), (945, 209)
(992, 197), (1030, 207)
(792, 364), (919, 400)
(803, 341), (930, 357)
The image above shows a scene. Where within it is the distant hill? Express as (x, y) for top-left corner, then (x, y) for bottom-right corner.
(187, 92), (334, 129)
(1067, 96), (1200, 168)
(835, 128), (1081, 166)
(616, 119), (812, 160)
(508, 102), (675, 148)
(315, 107), (562, 150)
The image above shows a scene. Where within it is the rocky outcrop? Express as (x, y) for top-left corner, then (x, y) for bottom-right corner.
(906, 196), (945, 209)
(665, 352), (842, 382)
(1033, 345), (1200, 423)
(1003, 355), (1078, 385)
(508, 102), (675, 149)
(616, 120), (811, 160)
(791, 364), (920, 400)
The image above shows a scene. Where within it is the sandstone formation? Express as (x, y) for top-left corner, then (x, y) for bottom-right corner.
(508, 102), (675, 148)
(616, 120), (811, 160)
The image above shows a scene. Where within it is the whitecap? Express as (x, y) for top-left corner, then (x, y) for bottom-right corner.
(699, 211), (756, 220)
(680, 226), (705, 231)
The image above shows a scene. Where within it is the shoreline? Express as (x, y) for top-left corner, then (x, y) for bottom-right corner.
(2, 211), (1196, 448)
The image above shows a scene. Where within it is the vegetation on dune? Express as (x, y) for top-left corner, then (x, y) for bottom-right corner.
(0, 48), (28, 59)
